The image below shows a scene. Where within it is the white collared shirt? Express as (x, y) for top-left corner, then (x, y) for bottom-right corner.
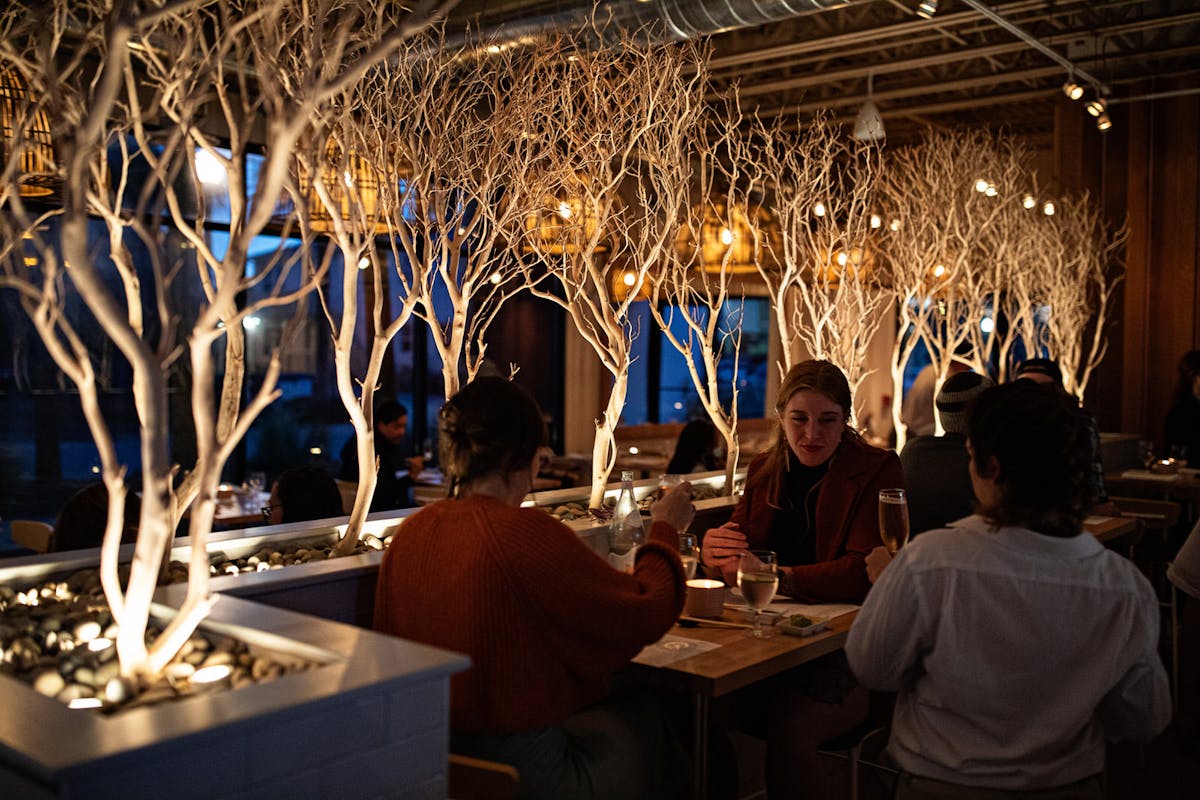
(846, 515), (1171, 789)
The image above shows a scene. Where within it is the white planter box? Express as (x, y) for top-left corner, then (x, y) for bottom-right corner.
(0, 594), (468, 800)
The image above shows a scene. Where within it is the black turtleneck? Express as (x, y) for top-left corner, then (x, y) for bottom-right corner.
(766, 452), (831, 567)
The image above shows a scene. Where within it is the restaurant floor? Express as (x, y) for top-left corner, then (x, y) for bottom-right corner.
(726, 726), (1200, 799)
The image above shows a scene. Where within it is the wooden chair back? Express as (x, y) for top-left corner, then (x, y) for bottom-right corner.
(11, 520), (54, 553)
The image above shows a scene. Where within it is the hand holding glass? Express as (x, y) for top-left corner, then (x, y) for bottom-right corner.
(737, 550), (779, 638)
(659, 474), (687, 531)
(878, 488), (910, 555)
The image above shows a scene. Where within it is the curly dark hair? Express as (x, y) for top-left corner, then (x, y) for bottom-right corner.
(966, 381), (1095, 538)
(439, 376), (545, 496)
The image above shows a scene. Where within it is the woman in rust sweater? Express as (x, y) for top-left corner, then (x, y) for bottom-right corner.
(701, 360), (903, 800)
(374, 376), (694, 800)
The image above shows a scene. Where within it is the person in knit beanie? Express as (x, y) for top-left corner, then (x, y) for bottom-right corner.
(900, 371), (994, 537)
(935, 371), (995, 435)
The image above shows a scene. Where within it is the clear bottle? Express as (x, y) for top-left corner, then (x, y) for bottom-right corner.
(608, 470), (645, 572)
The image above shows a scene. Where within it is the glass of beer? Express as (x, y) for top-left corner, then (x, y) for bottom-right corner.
(879, 488), (910, 555)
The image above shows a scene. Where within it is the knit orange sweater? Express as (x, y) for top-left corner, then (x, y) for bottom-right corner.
(374, 495), (686, 733)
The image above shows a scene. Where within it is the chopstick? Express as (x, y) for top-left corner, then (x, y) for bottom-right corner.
(678, 616), (756, 630)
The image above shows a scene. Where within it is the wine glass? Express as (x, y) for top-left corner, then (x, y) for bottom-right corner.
(659, 473), (689, 533)
(878, 488), (910, 555)
(1138, 440), (1156, 471)
(679, 533), (699, 580)
(737, 550), (779, 639)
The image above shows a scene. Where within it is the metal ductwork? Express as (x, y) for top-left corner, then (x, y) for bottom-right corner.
(467, 0), (853, 45)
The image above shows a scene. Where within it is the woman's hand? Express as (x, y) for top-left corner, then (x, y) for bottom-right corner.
(865, 545), (892, 584)
(702, 521), (748, 585)
(650, 481), (694, 533)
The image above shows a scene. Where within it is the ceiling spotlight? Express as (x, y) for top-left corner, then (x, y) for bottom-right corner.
(1063, 80), (1084, 101)
(1096, 112), (1112, 132)
(916, 0), (938, 19)
(1085, 97), (1106, 117)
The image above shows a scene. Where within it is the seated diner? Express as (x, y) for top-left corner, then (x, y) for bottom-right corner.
(848, 380), (1171, 799)
(374, 376), (695, 800)
(701, 359), (904, 800)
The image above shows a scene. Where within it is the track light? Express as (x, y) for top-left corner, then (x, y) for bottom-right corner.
(1063, 80), (1083, 101)
(1085, 97), (1106, 117)
(916, 0), (938, 19)
(1096, 112), (1112, 132)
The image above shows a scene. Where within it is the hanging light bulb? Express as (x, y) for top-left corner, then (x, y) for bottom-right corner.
(1042, 201), (1056, 216)
(915, 0), (939, 19)
(870, 214), (882, 229)
(984, 185), (998, 197)
(1022, 194), (1036, 209)
(813, 201), (827, 218)
(1085, 97), (1106, 117)
(974, 179), (989, 193)
(1096, 112), (1112, 132)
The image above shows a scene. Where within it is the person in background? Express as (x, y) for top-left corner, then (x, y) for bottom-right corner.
(700, 360), (903, 799)
(52, 483), (140, 552)
(1165, 349), (1200, 465)
(339, 400), (423, 511)
(666, 418), (725, 475)
(263, 466), (345, 525)
(848, 381), (1170, 799)
(1014, 357), (1116, 515)
(374, 376), (694, 800)
(900, 371), (993, 536)
(900, 359), (969, 440)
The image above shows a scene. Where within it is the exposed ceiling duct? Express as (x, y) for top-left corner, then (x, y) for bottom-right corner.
(462, 0), (854, 45)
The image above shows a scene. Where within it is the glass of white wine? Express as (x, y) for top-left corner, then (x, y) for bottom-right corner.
(737, 550), (779, 638)
(878, 488), (910, 555)
(679, 533), (699, 580)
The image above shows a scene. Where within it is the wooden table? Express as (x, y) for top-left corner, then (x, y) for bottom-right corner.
(1083, 515), (1140, 544)
(1105, 469), (1200, 504)
(628, 607), (857, 799)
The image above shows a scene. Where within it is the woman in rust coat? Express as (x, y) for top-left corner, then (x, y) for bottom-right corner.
(701, 359), (904, 800)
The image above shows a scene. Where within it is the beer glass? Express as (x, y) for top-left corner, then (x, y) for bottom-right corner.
(879, 488), (910, 555)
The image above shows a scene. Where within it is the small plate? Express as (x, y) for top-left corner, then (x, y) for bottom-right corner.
(779, 614), (830, 637)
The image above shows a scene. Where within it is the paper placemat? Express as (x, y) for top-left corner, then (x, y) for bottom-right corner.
(724, 587), (858, 621)
(633, 634), (722, 667)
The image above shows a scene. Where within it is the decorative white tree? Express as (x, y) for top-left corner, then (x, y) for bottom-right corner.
(387, 29), (561, 400)
(746, 112), (886, 415)
(0, 0), (444, 679)
(647, 91), (750, 495)
(875, 130), (1020, 449)
(517, 28), (706, 510)
(1028, 191), (1126, 399)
